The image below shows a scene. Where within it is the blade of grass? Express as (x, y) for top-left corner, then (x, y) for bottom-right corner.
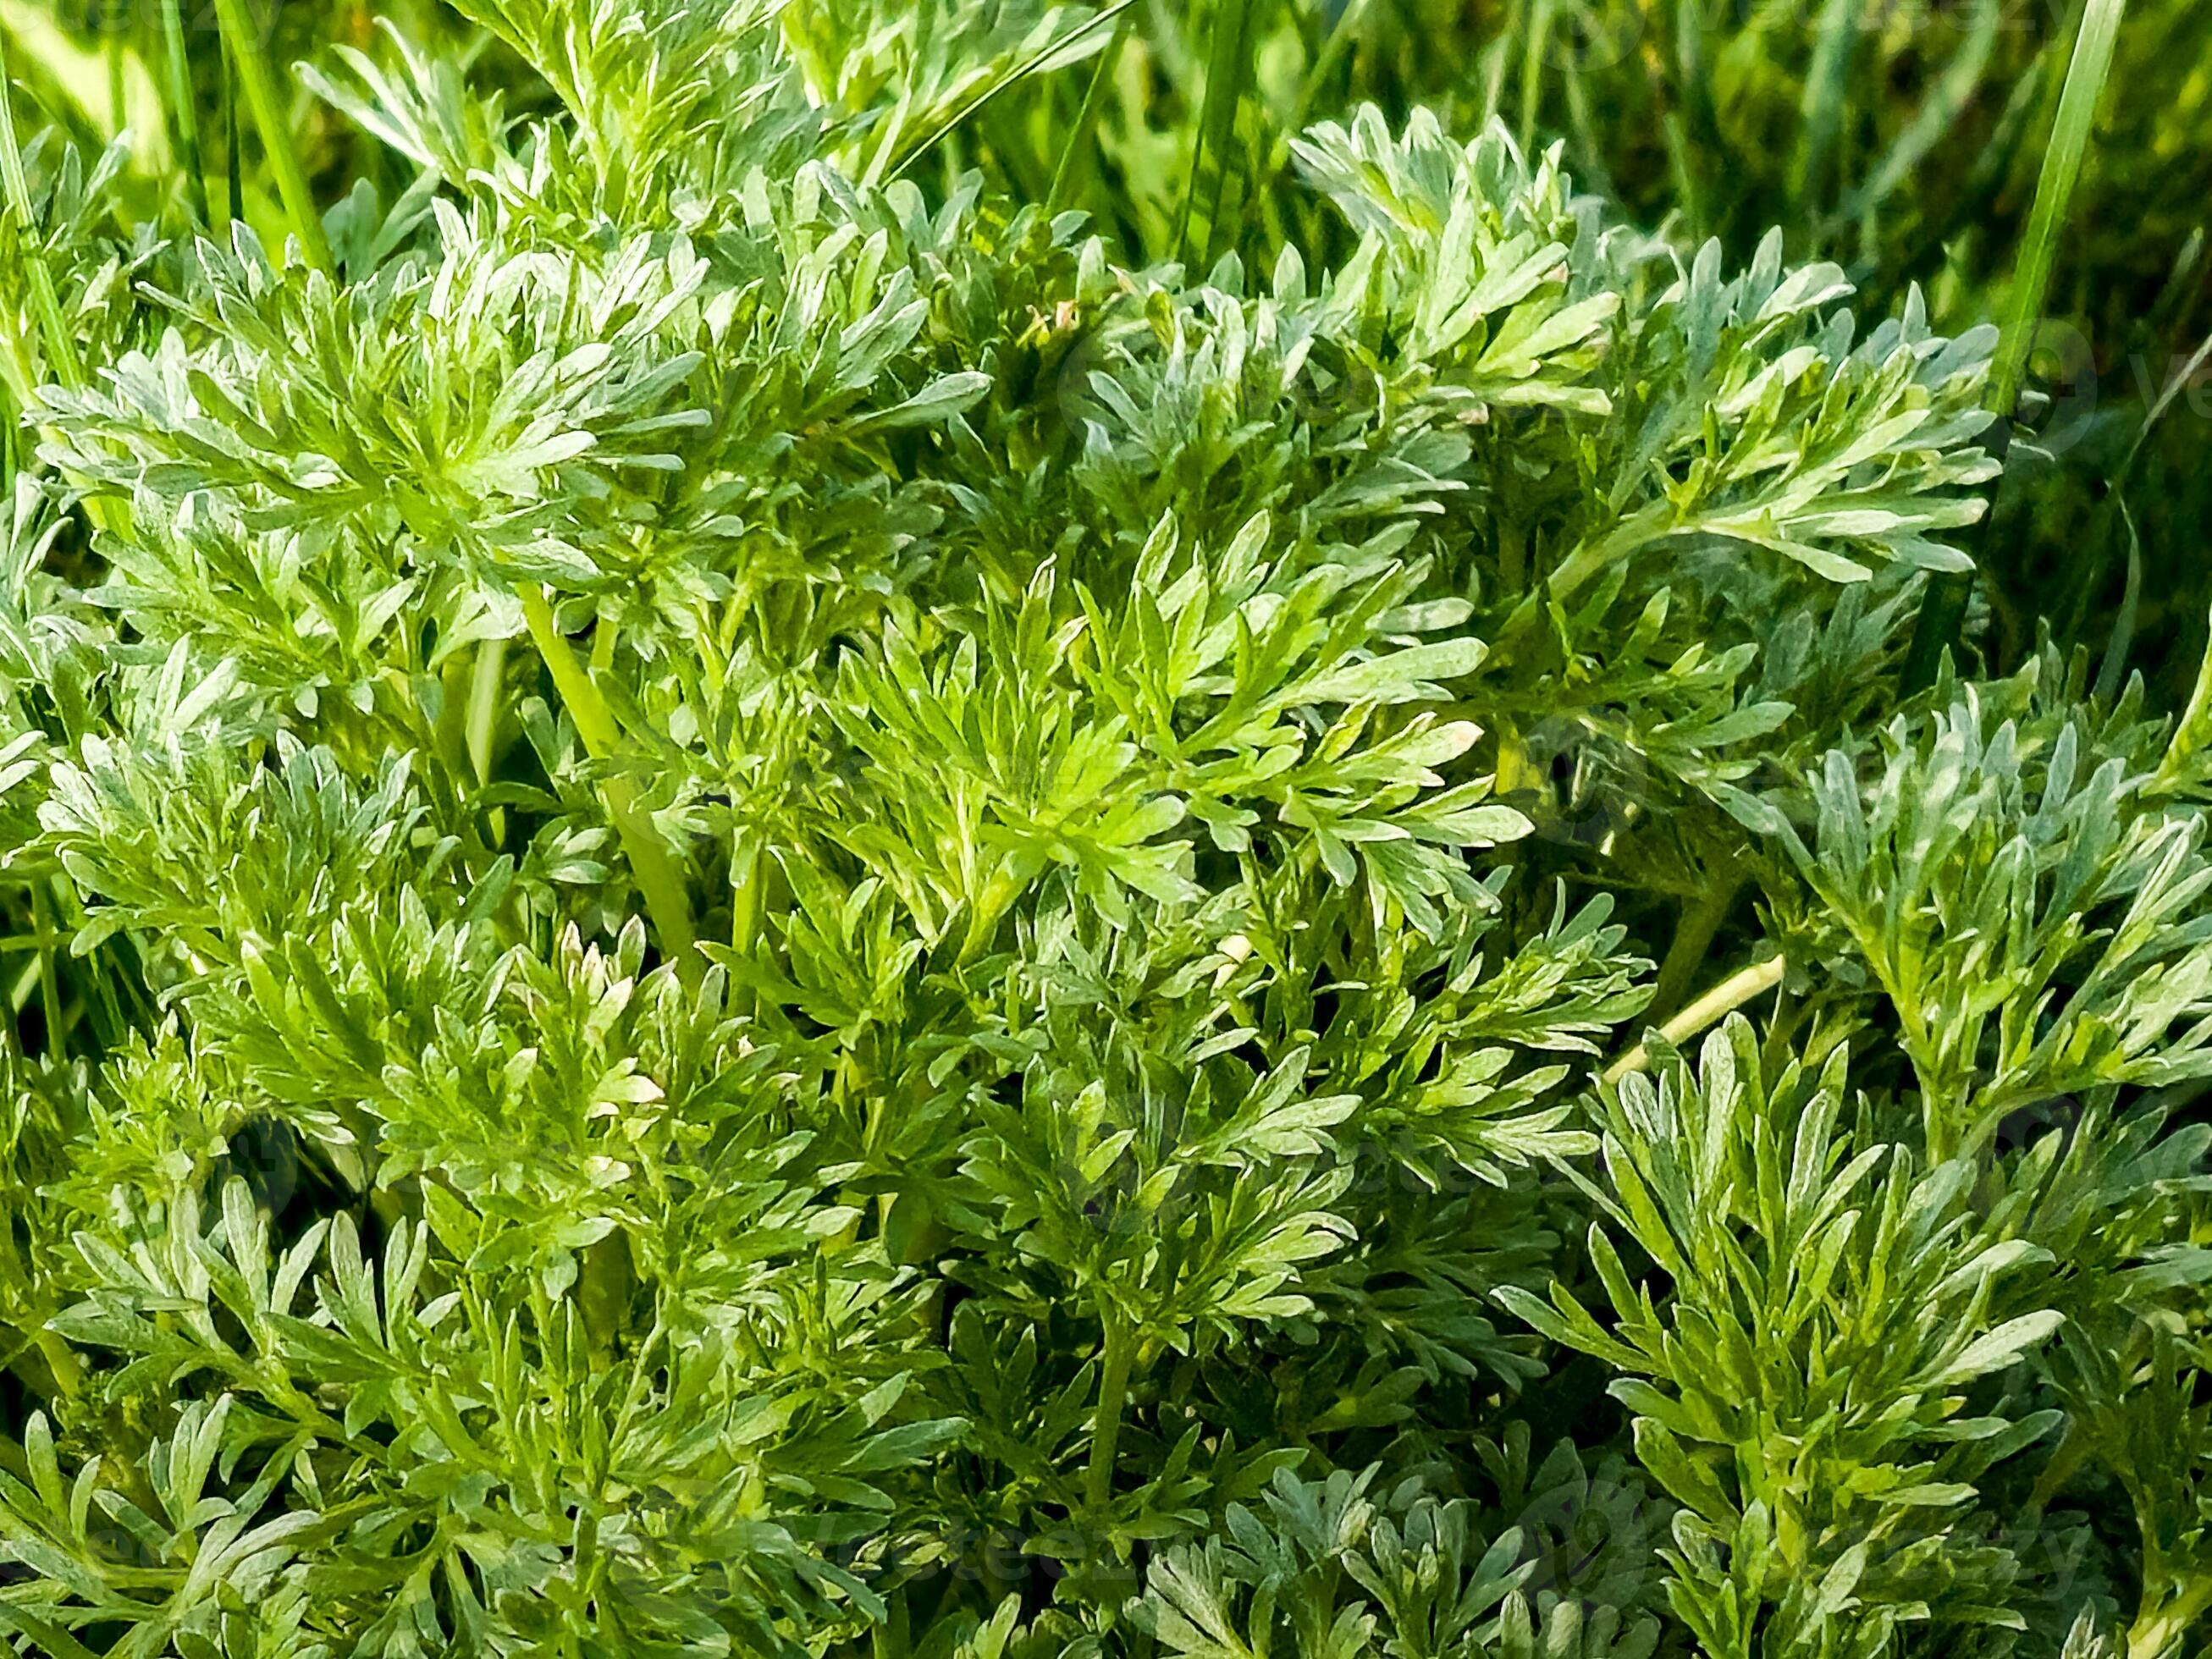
(221, 22), (243, 225)
(1835, 0), (2000, 229)
(2093, 499), (2141, 704)
(890, 0), (1142, 184)
(1793, 0), (1862, 212)
(2122, 325), (2212, 476)
(2056, 321), (2212, 643)
(103, 12), (124, 136)
(0, 46), (129, 543)
(1047, 11), (1132, 213)
(1990, 0), (2127, 419)
(159, 0), (208, 228)
(0, 36), (95, 406)
(0, 35), (85, 391)
(1904, 0), (2127, 692)
(1241, 0), (1379, 242)
(1198, 0), (1266, 269)
(211, 0), (333, 274)
(2145, 226), (2205, 338)
(1518, 0), (1554, 157)
(1177, 0), (1262, 269)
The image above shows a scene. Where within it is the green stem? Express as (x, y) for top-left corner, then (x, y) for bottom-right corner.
(466, 635), (508, 846)
(728, 837), (762, 961)
(1498, 519), (1525, 595)
(0, 57), (129, 539)
(2022, 1425), (2084, 1519)
(160, 0), (211, 229)
(890, 0), (1142, 184)
(1791, 0), (1862, 211)
(1243, 0), (1374, 224)
(211, 0), (334, 275)
(1519, 0), (1554, 157)
(1180, 0), (1260, 269)
(519, 587), (698, 974)
(2131, 1570), (2212, 1659)
(870, 1589), (912, 1659)
(1603, 954), (1786, 1085)
(1085, 1318), (1134, 1513)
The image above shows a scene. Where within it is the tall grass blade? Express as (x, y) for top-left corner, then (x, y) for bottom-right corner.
(891, 0), (1141, 184)
(1047, 13), (1132, 213)
(1794, 0), (1860, 210)
(0, 32), (85, 391)
(2093, 500), (2141, 703)
(159, 0), (208, 228)
(1991, 0), (2126, 416)
(1838, 0), (2000, 227)
(1519, 0), (1555, 157)
(1244, 0), (1378, 240)
(103, 15), (124, 135)
(1178, 0), (1263, 268)
(220, 24), (243, 226)
(212, 0), (333, 274)
(2124, 327), (2212, 475)
(1905, 0), (2128, 692)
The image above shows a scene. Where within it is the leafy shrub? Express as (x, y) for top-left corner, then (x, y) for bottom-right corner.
(0, 3), (2207, 1656)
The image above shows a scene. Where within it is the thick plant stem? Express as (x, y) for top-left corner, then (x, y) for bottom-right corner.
(2131, 1570), (2212, 1659)
(1604, 954), (1786, 1084)
(211, 0), (334, 276)
(520, 587), (698, 974)
(1085, 1319), (1134, 1513)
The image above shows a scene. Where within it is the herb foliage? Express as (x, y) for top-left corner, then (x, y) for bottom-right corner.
(0, 3), (2207, 1656)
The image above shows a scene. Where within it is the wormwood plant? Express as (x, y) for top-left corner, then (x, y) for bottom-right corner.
(0, 3), (2208, 1656)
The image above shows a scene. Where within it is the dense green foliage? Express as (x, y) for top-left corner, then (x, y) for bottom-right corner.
(0, 2), (2208, 1656)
